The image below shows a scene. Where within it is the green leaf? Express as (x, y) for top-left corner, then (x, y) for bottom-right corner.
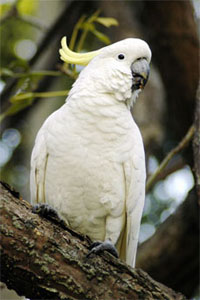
(10, 90), (69, 103)
(33, 90), (69, 98)
(0, 68), (14, 77)
(9, 59), (30, 72)
(0, 89), (69, 122)
(80, 22), (95, 32)
(17, 0), (39, 16)
(10, 92), (33, 103)
(95, 17), (119, 28)
(69, 15), (86, 50)
(0, 98), (33, 122)
(13, 74), (43, 98)
(92, 29), (111, 45)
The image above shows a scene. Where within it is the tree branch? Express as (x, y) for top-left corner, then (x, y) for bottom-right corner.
(0, 182), (186, 300)
(146, 125), (194, 192)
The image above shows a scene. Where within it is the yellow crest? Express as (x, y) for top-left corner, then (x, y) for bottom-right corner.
(59, 37), (101, 66)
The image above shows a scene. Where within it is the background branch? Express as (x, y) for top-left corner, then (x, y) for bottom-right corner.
(146, 125), (194, 192)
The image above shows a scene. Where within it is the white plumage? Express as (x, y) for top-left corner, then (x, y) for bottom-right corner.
(30, 38), (151, 267)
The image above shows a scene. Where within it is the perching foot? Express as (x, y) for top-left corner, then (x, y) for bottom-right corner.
(32, 203), (67, 229)
(87, 239), (119, 258)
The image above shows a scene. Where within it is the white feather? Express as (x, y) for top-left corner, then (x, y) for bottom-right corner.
(30, 38), (151, 266)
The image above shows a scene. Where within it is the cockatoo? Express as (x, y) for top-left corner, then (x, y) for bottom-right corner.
(30, 37), (151, 267)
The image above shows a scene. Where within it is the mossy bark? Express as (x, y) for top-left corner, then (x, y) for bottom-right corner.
(0, 182), (186, 300)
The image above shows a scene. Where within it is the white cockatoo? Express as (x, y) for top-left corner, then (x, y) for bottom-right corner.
(30, 37), (151, 267)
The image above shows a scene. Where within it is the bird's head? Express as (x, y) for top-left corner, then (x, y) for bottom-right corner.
(60, 37), (151, 107)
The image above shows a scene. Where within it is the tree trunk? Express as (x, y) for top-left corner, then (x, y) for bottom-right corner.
(135, 0), (199, 144)
(0, 182), (186, 300)
(193, 85), (200, 201)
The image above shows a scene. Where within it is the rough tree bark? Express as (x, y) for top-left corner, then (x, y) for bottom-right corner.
(0, 182), (187, 300)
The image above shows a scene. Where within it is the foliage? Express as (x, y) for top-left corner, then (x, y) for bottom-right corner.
(0, 0), (39, 66)
(0, 7), (118, 122)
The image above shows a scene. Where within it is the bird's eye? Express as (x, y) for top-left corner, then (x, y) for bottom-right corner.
(118, 54), (125, 60)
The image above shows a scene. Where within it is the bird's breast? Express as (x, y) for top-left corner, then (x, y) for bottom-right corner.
(43, 102), (144, 240)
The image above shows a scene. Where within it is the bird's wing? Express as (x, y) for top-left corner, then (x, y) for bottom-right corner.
(120, 154), (146, 267)
(30, 128), (48, 204)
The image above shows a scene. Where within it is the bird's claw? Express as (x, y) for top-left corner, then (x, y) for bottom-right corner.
(87, 239), (119, 258)
(32, 203), (57, 217)
(32, 203), (67, 229)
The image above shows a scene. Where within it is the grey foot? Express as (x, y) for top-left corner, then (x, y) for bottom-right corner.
(32, 203), (67, 229)
(87, 239), (119, 258)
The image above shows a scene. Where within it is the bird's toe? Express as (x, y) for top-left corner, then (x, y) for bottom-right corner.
(87, 239), (119, 258)
(32, 203), (67, 228)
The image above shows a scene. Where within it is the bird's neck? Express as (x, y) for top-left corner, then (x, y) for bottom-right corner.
(67, 86), (129, 119)
(69, 61), (143, 112)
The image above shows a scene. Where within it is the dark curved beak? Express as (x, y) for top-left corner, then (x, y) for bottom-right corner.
(131, 58), (150, 91)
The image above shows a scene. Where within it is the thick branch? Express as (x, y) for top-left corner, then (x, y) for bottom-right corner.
(137, 188), (199, 298)
(0, 182), (186, 300)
